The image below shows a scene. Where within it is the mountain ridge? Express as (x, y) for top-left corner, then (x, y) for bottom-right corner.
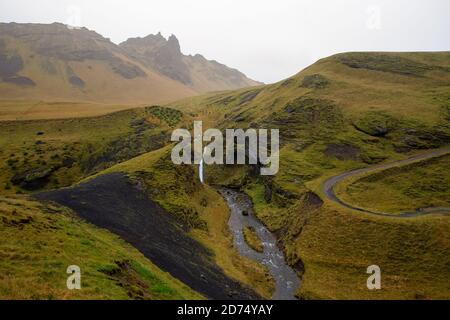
(0, 22), (260, 104)
(120, 32), (262, 92)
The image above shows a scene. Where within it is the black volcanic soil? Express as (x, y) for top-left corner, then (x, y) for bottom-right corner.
(35, 172), (260, 300)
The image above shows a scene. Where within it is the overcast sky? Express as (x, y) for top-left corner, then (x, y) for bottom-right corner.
(1, 0), (449, 83)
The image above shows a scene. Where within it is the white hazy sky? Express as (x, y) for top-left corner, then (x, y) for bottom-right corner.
(1, 0), (449, 83)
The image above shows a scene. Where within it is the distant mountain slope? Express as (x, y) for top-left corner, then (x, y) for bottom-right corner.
(120, 33), (262, 92)
(0, 23), (260, 104)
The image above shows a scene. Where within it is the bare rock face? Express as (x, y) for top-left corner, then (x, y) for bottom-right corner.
(0, 47), (35, 86)
(3, 76), (35, 86)
(0, 23), (116, 62)
(120, 33), (191, 85)
(120, 33), (262, 91)
(151, 35), (192, 85)
(0, 22), (147, 84)
(0, 52), (23, 78)
(69, 75), (85, 87)
(11, 166), (54, 190)
(302, 191), (324, 208)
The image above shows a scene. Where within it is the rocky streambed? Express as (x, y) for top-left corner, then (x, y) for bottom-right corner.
(220, 188), (300, 300)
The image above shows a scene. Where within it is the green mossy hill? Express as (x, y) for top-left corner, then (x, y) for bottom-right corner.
(0, 106), (190, 194)
(171, 52), (450, 299)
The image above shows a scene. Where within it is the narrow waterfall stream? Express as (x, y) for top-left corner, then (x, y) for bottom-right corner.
(199, 158), (204, 183)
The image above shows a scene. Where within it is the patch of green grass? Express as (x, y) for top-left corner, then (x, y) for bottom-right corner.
(243, 226), (264, 253)
(146, 106), (182, 127)
(284, 203), (450, 299)
(300, 74), (329, 89)
(335, 52), (438, 77)
(352, 111), (398, 137)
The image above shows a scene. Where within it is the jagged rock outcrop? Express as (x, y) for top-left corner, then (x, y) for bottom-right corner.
(121, 33), (191, 85)
(120, 33), (262, 92)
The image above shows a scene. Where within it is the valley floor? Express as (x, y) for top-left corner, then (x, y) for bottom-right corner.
(0, 100), (137, 121)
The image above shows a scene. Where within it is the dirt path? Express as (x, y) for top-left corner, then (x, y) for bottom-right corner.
(323, 147), (450, 218)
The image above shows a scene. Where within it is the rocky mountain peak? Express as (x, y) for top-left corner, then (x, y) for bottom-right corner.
(167, 34), (181, 53)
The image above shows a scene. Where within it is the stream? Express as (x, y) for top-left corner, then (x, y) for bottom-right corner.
(220, 188), (300, 300)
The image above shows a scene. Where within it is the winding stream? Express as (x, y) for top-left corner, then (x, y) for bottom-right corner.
(220, 188), (300, 300)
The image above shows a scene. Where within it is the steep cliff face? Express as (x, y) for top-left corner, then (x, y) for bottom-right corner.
(121, 33), (192, 85)
(120, 33), (262, 92)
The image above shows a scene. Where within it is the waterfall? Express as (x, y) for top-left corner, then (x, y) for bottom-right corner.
(199, 157), (204, 183)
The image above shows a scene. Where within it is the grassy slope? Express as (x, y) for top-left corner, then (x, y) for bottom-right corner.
(170, 52), (450, 299)
(0, 195), (201, 299)
(284, 200), (450, 299)
(0, 107), (187, 195)
(336, 153), (450, 214)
